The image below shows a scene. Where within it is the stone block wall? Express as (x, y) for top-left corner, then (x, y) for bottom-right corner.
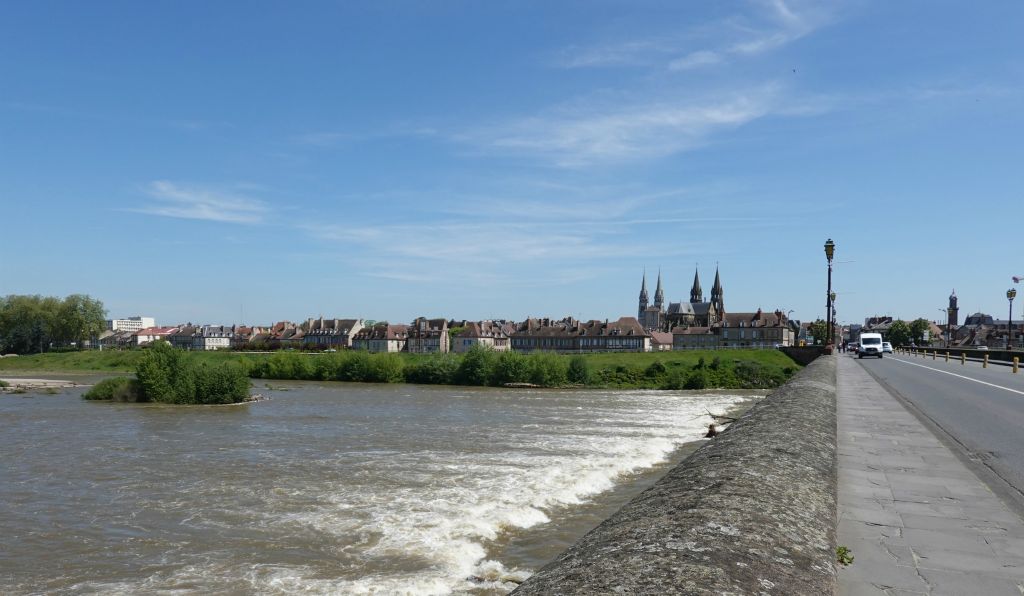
(513, 355), (838, 595)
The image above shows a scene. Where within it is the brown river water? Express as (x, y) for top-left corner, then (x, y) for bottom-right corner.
(0, 378), (757, 595)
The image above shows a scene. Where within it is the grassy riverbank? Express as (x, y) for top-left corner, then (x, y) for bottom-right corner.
(0, 348), (799, 390)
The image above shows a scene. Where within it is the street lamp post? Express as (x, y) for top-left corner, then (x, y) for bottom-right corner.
(831, 292), (838, 348)
(939, 308), (949, 347)
(824, 239), (835, 346)
(1009, 288), (1017, 350)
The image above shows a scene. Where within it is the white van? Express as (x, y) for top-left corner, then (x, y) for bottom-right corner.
(858, 333), (884, 359)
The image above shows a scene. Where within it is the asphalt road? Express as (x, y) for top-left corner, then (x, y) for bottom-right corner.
(855, 350), (1024, 499)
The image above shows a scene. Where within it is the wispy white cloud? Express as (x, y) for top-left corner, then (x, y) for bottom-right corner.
(554, 39), (680, 69)
(726, 0), (838, 59)
(668, 50), (724, 71)
(466, 85), (787, 166)
(309, 222), (637, 263)
(130, 180), (270, 224)
(557, 0), (839, 73)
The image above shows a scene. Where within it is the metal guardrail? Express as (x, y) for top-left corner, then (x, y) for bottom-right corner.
(897, 346), (1021, 373)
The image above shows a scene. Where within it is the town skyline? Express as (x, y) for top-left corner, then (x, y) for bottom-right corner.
(3, 2), (1022, 325)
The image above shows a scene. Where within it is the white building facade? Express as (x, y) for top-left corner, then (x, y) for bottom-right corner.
(107, 316), (156, 332)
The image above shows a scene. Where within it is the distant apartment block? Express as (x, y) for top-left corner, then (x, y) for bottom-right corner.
(107, 316), (156, 332)
(671, 309), (794, 350)
(671, 326), (719, 350)
(716, 310), (794, 348)
(511, 317), (651, 353)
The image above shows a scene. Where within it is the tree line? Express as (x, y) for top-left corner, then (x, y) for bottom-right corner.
(883, 319), (932, 346)
(0, 294), (107, 354)
(242, 345), (793, 390)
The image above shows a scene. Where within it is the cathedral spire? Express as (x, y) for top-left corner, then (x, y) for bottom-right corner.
(710, 265), (724, 314)
(654, 269), (665, 308)
(690, 266), (703, 303)
(638, 270), (649, 319)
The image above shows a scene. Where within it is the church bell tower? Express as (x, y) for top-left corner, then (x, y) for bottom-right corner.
(948, 290), (959, 326)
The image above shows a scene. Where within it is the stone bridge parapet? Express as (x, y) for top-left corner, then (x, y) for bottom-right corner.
(513, 355), (838, 595)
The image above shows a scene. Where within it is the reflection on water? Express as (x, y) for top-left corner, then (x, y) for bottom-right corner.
(0, 380), (754, 595)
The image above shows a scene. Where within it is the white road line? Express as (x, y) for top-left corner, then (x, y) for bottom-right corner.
(888, 356), (1024, 397)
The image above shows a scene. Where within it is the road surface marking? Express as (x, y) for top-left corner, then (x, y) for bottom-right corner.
(888, 356), (1024, 397)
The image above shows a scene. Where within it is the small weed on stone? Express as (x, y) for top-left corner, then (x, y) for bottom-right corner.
(836, 545), (854, 566)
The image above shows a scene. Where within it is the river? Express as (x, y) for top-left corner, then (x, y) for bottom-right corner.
(0, 379), (757, 595)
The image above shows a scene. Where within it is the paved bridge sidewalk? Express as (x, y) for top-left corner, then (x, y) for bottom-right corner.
(837, 355), (1024, 595)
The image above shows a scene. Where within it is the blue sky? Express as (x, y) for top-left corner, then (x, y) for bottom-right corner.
(2, 1), (1023, 327)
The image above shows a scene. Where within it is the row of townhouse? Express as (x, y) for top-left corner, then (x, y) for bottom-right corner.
(671, 309), (796, 350)
(101, 310), (793, 354)
(509, 317), (651, 353)
(348, 317), (654, 354)
(99, 325), (245, 350)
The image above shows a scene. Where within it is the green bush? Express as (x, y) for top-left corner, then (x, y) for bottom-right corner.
(83, 376), (142, 401)
(311, 352), (345, 380)
(338, 350), (371, 382)
(596, 365), (643, 387)
(131, 341), (250, 404)
(366, 353), (405, 383)
(404, 353), (458, 385)
(136, 341), (190, 402)
(192, 362), (251, 404)
(683, 368), (709, 389)
(262, 351), (313, 380)
(661, 370), (686, 390)
(644, 360), (667, 378)
(733, 361), (786, 388)
(456, 345), (496, 386)
(491, 351), (529, 386)
(528, 352), (568, 387)
(567, 355), (590, 384)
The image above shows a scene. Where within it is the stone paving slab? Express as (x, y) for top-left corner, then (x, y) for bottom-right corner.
(837, 355), (1024, 595)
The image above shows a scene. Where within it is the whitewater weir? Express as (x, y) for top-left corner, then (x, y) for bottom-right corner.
(515, 354), (837, 595)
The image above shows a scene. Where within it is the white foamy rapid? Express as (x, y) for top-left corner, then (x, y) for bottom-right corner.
(248, 389), (749, 595)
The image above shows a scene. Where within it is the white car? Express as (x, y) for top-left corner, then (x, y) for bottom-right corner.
(882, 342), (893, 353)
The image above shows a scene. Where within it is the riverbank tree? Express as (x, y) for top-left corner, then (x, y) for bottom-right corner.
(0, 294), (106, 354)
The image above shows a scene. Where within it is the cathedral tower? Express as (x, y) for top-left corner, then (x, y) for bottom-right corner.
(654, 269), (665, 310)
(711, 266), (724, 314)
(638, 271), (649, 320)
(690, 268), (703, 303)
